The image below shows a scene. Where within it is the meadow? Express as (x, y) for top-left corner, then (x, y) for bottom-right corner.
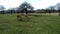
(0, 13), (60, 34)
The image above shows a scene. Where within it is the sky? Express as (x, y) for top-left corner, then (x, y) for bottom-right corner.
(0, 0), (60, 9)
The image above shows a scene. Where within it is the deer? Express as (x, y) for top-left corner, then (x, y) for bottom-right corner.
(16, 8), (29, 21)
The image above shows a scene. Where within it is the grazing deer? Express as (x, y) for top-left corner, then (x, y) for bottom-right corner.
(16, 13), (22, 21)
(16, 8), (29, 21)
(16, 13), (29, 21)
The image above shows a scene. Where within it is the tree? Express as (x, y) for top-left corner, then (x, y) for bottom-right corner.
(46, 8), (51, 14)
(49, 6), (55, 10)
(46, 6), (55, 14)
(7, 8), (16, 14)
(0, 5), (5, 11)
(56, 3), (60, 16)
(18, 2), (34, 14)
(0, 5), (5, 14)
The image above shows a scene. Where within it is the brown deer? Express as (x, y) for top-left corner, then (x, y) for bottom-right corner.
(16, 13), (22, 21)
(16, 8), (29, 21)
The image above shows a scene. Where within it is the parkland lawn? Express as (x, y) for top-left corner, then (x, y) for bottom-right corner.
(0, 14), (60, 34)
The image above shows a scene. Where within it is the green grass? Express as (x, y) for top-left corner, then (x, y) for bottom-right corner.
(0, 14), (60, 34)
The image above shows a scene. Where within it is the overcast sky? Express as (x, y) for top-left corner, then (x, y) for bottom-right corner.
(0, 0), (60, 9)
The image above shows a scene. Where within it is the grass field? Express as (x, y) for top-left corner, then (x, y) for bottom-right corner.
(0, 13), (60, 34)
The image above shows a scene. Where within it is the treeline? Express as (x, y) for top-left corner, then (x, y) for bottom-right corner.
(35, 9), (59, 13)
(0, 9), (59, 14)
(0, 2), (60, 16)
(0, 10), (35, 14)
